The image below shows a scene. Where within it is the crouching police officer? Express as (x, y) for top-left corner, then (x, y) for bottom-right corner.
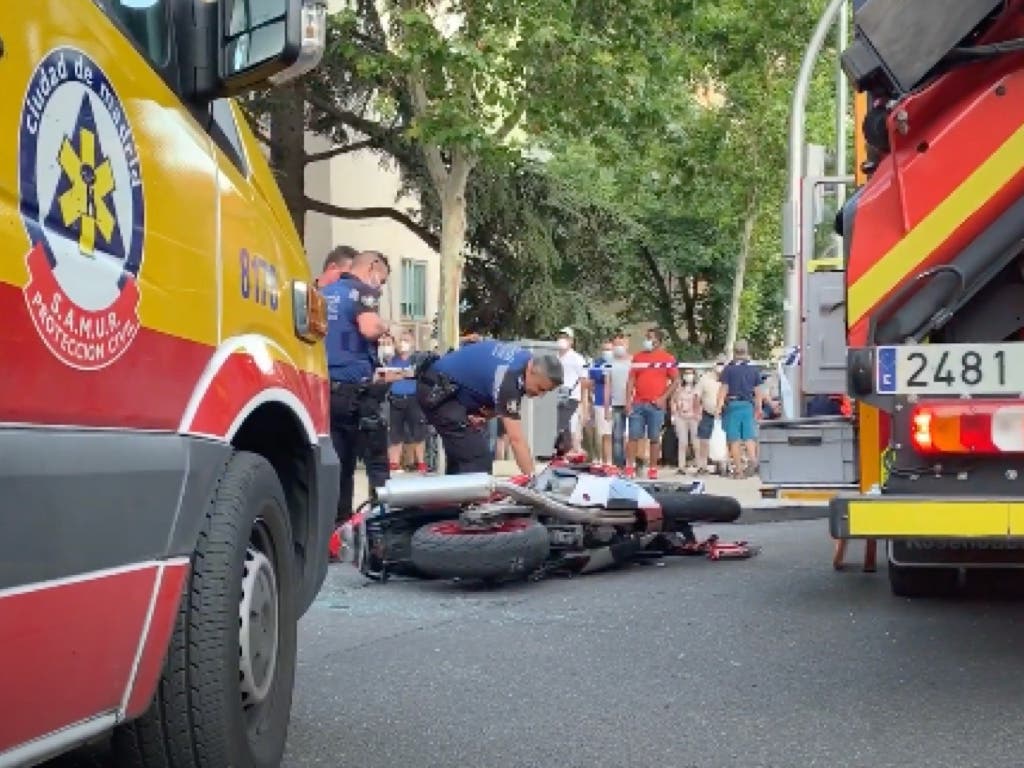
(321, 249), (392, 523)
(416, 339), (563, 476)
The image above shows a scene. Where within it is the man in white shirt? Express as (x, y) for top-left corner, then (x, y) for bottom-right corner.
(605, 332), (632, 467)
(555, 327), (589, 452)
(695, 355), (726, 473)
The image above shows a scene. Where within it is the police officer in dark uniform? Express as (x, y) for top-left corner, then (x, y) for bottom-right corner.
(416, 339), (563, 476)
(321, 249), (392, 523)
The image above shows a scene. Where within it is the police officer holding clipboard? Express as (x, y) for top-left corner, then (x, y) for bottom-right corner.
(321, 249), (392, 524)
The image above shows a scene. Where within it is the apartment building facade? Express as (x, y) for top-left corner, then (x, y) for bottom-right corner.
(303, 135), (441, 349)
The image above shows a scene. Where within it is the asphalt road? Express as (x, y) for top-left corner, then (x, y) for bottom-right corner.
(44, 519), (1024, 768)
(285, 520), (1024, 768)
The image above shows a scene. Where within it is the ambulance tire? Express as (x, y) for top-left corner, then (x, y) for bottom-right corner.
(112, 451), (298, 768)
(888, 563), (958, 598)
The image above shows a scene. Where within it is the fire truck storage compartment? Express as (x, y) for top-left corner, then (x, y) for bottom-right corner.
(758, 416), (857, 486)
(801, 269), (849, 395)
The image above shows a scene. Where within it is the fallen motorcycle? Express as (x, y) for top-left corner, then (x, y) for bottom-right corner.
(336, 458), (759, 583)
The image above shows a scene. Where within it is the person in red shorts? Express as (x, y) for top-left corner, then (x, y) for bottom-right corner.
(625, 328), (679, 478)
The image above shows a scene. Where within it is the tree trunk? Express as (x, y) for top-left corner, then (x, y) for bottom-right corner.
(435, 154), (473, 352)
(636, 245), (684, 348)
(268, 83), (307, 238)
(682, 277), (699, 345)
(724, 203), (758, 358)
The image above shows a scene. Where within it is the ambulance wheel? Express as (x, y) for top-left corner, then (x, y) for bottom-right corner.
(112, 451), (298, 768)
(888, 563), (958, 598)
(410, 519), (550, 581)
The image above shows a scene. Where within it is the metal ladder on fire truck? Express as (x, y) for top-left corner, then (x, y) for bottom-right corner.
(759, 0), (879, 568)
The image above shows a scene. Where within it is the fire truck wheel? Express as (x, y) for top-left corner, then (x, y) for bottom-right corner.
(888, 563), (958, 598)
(112, 451), (298, 768)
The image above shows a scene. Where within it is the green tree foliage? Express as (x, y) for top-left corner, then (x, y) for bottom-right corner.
(531, 0), (843, 358)
(319, 0), (695, 351)
(251, 1), (844, 358)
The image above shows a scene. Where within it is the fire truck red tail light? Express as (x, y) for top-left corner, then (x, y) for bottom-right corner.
(909, 401), (1024, 455)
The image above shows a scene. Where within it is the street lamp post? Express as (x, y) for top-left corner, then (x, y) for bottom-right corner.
(781, 0), (849, 416)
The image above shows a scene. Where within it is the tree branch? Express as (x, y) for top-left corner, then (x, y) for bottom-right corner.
(494, 100), (527, 143)
(306, 93), (399, 146)
(407, 71), (448, 192)
(637, 244), (684, 348)
(306, 139), (375, 163)
(304, 196), (440, 251)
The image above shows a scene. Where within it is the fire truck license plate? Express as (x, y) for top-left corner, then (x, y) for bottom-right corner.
(876, 344), (1024, 395)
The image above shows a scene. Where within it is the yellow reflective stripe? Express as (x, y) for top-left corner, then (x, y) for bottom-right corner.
(848, 500), (1010, 537)
(1008, 504), (1024, 536)
(847, 124), (1024, 326)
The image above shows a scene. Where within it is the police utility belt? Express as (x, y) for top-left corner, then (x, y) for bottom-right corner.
(414, 353), (461, 409)
(330, 379), (388, 398)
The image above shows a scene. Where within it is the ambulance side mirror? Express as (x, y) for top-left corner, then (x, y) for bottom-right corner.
(219, 0), (326, 96)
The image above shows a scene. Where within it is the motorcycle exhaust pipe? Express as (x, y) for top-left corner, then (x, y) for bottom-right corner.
(494, 482), (636, 527)
(375, 473), (496, 506)
(374, 474), (638, 527)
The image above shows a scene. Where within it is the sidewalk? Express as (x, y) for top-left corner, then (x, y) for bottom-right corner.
(351, 461), (828, 524)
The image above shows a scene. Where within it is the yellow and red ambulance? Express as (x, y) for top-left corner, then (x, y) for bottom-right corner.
(0, 1), (337, 766)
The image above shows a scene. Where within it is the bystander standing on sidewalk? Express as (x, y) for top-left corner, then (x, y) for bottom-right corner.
(671, 368), (701, 473)
(555, 327), (589, 452)
(695, 355), (725, 473)
(625, 328), (678, 479)
(386, 333), (428, 473)
(607, 332), (631, 467)
(589, 339), (616, 464)
(716, 340), (764, 478)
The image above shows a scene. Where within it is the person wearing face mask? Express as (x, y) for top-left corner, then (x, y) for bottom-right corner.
(624, 328), (679, 479)
(386, 333), (428, 473)
(554, 327), (589, 453)
(589, 339), (617, 464)
(671, 368), (702, 473)
(321, 249), (392, 524)
(694, 356), (726, 473)
(605, 333), (632, 467)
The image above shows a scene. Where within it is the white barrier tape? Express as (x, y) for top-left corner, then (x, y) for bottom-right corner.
(584, 361), (770, 373)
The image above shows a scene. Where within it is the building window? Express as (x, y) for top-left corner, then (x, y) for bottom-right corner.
(400, 258), (427, 319)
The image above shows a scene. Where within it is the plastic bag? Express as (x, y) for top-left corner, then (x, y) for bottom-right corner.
(709, 418), (728, 463)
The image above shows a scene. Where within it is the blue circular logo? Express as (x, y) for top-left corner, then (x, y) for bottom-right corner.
(18, 47), (146, 370)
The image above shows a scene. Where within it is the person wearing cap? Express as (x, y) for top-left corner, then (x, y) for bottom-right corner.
(694, 355), (726, 473)
(716, 339), (765, 478)
(416, 339), (564, 476)
(555, 327), (589, 453)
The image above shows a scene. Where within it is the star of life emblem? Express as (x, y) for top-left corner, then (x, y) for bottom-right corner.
(18, 47), (146, 370)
